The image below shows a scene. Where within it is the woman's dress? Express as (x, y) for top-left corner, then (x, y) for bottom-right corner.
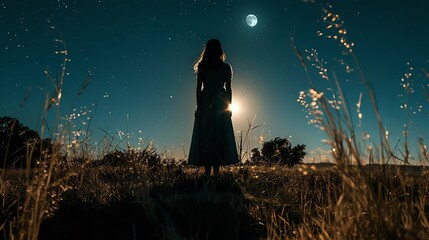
(188, 63), (239, 166)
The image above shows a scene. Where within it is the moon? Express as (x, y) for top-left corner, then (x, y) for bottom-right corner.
(246, 14), (257, 27)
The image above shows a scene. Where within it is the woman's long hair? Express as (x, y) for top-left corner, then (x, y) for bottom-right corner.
(193, 39), (226, 73)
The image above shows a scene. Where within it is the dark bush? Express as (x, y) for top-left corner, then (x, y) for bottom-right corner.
(259, 137), (306, 167)
(250, 147), (262, 163)
(0, 116), (52, 168)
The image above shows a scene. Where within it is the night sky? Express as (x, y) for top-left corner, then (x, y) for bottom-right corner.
(1, 0), (428, 162)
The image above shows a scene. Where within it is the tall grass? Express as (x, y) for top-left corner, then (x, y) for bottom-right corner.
(265, 5), (429, 239)
(2, 5), (428, 239)
(0, 35), (92, 239)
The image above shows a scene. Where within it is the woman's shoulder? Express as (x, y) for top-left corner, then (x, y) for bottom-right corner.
(197, 62), (205, 70)
(222, 62), (232, 71)
(222, 62), (231, 68)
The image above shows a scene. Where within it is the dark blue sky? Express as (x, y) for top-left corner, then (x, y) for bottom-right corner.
(1, 0), (428, 161)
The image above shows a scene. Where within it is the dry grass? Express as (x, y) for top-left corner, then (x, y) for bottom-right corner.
(280, 5), (429, 240)
(1, 157), (428, 239)
(1, 4), (429, 240)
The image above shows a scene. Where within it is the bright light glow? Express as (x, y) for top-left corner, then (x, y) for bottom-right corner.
(228, 102), (239, 113)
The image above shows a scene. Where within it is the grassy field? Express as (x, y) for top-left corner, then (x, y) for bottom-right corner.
(1, 4), (428, 239)
(1, 161), (428, 240)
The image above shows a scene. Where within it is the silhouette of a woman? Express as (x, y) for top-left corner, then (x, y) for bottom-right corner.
(188, 39), (239, 177)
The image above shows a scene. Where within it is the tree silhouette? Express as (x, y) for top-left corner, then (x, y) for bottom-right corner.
(259, 137), (306, 167)
(0, 116), (50, 168)
(250, 147), (262, 163)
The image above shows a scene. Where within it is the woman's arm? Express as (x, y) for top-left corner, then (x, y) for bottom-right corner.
(225, 64), (232, 104)
(196, 70), (203, 109)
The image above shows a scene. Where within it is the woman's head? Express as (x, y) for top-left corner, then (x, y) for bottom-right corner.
(194, 39), (226, 72)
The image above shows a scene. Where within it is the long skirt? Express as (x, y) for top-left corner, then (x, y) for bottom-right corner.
(188, 88), (239, 166)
